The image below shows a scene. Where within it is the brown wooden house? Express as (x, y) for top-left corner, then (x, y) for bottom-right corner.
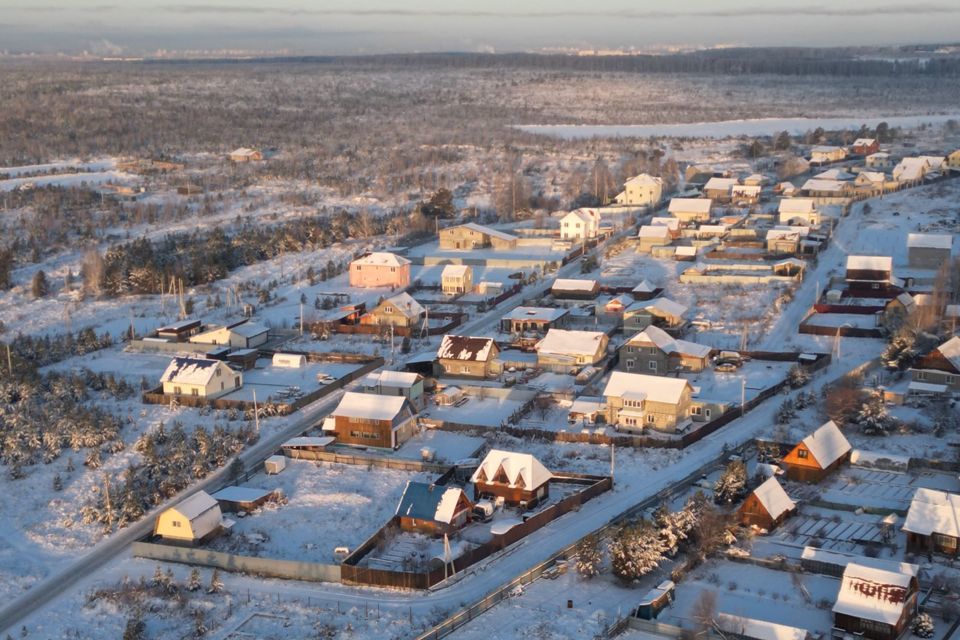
(782, 420), (851, 483)
(395, 481), (473, 536)
(902, 488), (960, 556)
(845, 255), (895, 293)
(739, 476), (796, 531)
(322, 391), (416, 449)
(832, 563), (918, 640)
(909, 336), (960, 393)
(470, 449), (553, 508)
(436, 335), (500, 379)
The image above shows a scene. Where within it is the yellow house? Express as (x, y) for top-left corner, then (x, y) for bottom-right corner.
(615, 174), (663, 207)
(948, 149), (960, 171)
(188, 320), (269, 349)
(667, 198), (713, 223)
(536, 329), (609, 372)
(441, 264), (473, 295)
(153, 491), (223, 544)
(160, 357), (242, 399)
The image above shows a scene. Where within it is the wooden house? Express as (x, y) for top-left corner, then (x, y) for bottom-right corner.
(396, 482), (473, 536)
(907, 233), (953, 270)
(360, 292), (425, 329)
(436, 335), (500, 378)
(902, 488), (960, 556)
(349, 252), (411, 289)
(439, 223), (518, 251)
(550, 278), (600, 300)
(470, 449), (553, 508)
(731, 184), (762, 204)
(618, 325), (711, 375)
(667, 198), (713, 223)
(738, 476), (796, 530)
(153, 491), (222, 544)
(782, 420), (851, 483)
(535, 329), (609, 372)
(832, 563), (918, 640)
(156, 319), (202, 342)
(160, 357), (241, 399)
(228, 148), (262, 162)
(909, 336), (960, 393)
(850, 138), (880, 156)
(322, 391), (416, 449)
(441, 264), (473, 295)
(211, 486), (274, 513)
(615, 174), (663, 207)
(845, 255), (895, 293)
(602, 371), (694, 434)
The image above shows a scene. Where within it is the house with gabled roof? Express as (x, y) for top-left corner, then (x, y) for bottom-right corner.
(832, 563), (918, 640)
(892, 157), (931, 186)
(536, 329), (609, 371)
(160, 357), (241, 399)
(623, 297), (688, 335)
(782, 420), (852, 482)
(778, 198), (821, 226)
(667, 198), (713, 223)
(470, 449), (553, 507)
(907, 233), (953, 269)
(349, 252), (412, 289)
(903, 488), (960, 556)
(615, 173), (663, 207)
(188, 319), (269, 349)
(602, 371), (694, 434)
(703, 176), (739, 201)
(436, 335), (500, 378)
(359, 370), (425, 408)
(228, 147), (262, 162)
(441, 264), (473, 295)
(153, 491), (223, 544)
(551, 278), (600, 300)
(865, 152), (894, 170)
(850, 138), (879, 156)
(802, 178), (853, 198)
(809, 145), (847, 165)
(396, 481), (473, 536)
(360, 292), (425, 329)
(739, 476), (796, 531)
(439, 222), (518, 251)
(845, 255), (895, 292)
(560, 208), (601, 241)
(322, 391), (416, 449)
(638, 224), (673, 253)
(909, 336), (960, 393)
(618, 325), (711, 374)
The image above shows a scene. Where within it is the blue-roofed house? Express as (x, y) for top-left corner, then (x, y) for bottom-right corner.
(395, 481), (473, 536)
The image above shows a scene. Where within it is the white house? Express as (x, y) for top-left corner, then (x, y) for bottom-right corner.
(441, 264), (473, 295)
(667, 198), (713, 223)
(160, 357), (241, 399)
(778, 198), (820, 226)
(615, 174), (663, 207)
(153, 491), (223, 543)
(893, 157), (931, 185)
(865, 152), (894, 170)
(560, 208), (601, 241)
(809, 145), (847, 164)
(188, 320), (269, 349)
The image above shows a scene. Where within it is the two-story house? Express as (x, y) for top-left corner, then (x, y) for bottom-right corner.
(322, 391), (417, 449)
(618, 325), (712, 374)
(602, 371), (694, 434)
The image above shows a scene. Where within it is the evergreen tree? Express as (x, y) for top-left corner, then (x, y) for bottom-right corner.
(208, 568), (224, 594)
(31, 270), (49, 299)
(609, 522), (663, 581)
(575, 534), (603, 579)
(187, 568), (202, 592)
(714, 460), (748, 505)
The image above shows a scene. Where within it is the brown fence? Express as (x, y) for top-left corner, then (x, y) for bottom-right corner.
(341, 474), (612, 590)
(332, 312), (464, 338)
(799, 321), (883, 338)
(281, 447), (453, 474)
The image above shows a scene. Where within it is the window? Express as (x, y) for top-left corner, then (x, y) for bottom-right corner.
(171, 520), (181, 528)
(916, 371), (927, 381)
(461, 365), (471, 373)
(220, 382), (224, 391)
(646, 414), (656, 423)
(625, 359), (635, 370)
(174, 386), (182, 395)
(797, 449), (808, 459)
(234, 377), (240, 388)
(691, 406), (702, 416)
(933, 533), (958, 550)
(647, 347), (658, 355)
(705, 409), (711, 418)
(648, 361), (658, 371)
(215, 368), (221, 377)
(191, 388), (199, 396)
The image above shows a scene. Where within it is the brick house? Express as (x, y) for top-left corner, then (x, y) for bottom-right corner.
(349, 252), (411, 289)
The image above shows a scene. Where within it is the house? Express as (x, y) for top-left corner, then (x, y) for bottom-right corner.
(160, 357), (241, 399)
(439, 223), (518, 251)
(832, 563), (918, 640)
(667, 198), (713, 223)
(731, 184), (761, 204)
(536, 329), (609, 371)
(949, 149), (960, 171)
(778, 198), (820, 226)
(395, 481), (473, 536)
(604, 294), (634, 315)
(211, 486), (275, 513)
(907, 233), (953, 269)
(441, 264), (473, 295)
(501, 306), (569, 335)
(850, 138), (880, 156)
(918, 155), (946, 172)
(881, 293), (916, 332)
(782, 420), (851, 482)
(766, 227), (807, 255)
(892, 157), (930, 186)
(637, 225), (673, 253)
(631, 279), (660, 301)
(359, 370), (425, 408)
(902, 488), (960, 556)
(649, 217), (681, 237)
(189, 320), (269, 349)
(775, 182), (798, 198)
(560, 208), (601, 241)
(228, 147), (262, 162)
(623, 297), (688, 334)
(703, 177), (739, 201)
(618, 325), (711, 374)
(436, 335), (500, 378)
(801, 178), (852, 198)
(853, 171), (886, 194)
(349, 252), (411, 289)
(322, 391), (417, 449)
(360, 292), (425, 329)
(602, 371), (694, 433)
(909, 336), (960, 393)
(156, 319), (202, 342)
(742, 173), (767, 187)
(865, 152), (894, 170)
(809, 145), (847, 164)
(615, 174), (663, 207)
(470, 449), (553, 507)
(715, 613), (811, 640)
(738, 476), (796, 530)
(153, 491), (223, 544)
(551, 278), (600, 300)
(845, 255), (894, 292)
(684, 164), (716, 188)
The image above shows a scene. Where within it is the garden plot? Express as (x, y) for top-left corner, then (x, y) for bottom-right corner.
(395, 430), (486, 464)
(424, 394), (529, 428)
(684, 359), (795, 405)
(774, 512), (888, 554)
(205, 460), (432, 564)
(219, 359), (363, 404)
(793, 467), (960, 513)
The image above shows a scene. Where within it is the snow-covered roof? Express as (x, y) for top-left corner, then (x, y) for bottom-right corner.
(552, 278), (598, 292)
(396, 481), (470, 524)
(668, 198), (713, 214)
(674, 246), (698, 257)
(778, 198), (817, 215)
(935, 336), (960, 372)
(704, 177), (739, 191)
(811, 145), (844, 154)
(624, 173), (662, 186)
(907, 233), (953, 250)
(800, 547), (918, 577)
(537, 329), (606, 357)
(638, 225), (671, 239)
(332, 391), (409, 422)
(230, 321), (268, 338)
(471, 449), (553, 489)
(946, 304), (960, 319)
(833, 563), (914, 626)
(802, 178), (848, 193)
(211, 486), (272, 504)
(437, 335), (496, 362)
(893, 157), (929, 181)
(800, 420), (851, 469)
(229, 147), (258, 157)
(174, 491), (219, 521)
(361, 369), (421, 389)
(352, 251), (411, 268)
(632, 279), (658, 293)
(456, 222), (518, 242)
(639, 297), (688, 319)
(441, 264), (471, 279)
(715, 613), (809, 640)
(281, 436), (335, 448)
(564, 208), (600, 223)
(846, 255), (892, 272)
(731, 184), (762, 195)
(158, 318), (200, 332)
(160, 357), (223, 386)
(852, 138), (877, 147)
(503, 306), (568, 323)
(815, 169), (855, 181)
(650, 217), (680, 230)
(766, 228), (803, 241)
(603, 371), (692, 405)
(627, 325), (711, 359)
(902, 488), (960, 538)
(866, 152), (891, 159)
(751, 476), (795, 520)
(379, 292), (425, 319)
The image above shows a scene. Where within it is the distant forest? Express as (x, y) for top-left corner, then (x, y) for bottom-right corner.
(157, 47), (960, 77)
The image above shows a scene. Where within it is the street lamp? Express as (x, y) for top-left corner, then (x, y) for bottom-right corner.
(833, 322), (854, 361)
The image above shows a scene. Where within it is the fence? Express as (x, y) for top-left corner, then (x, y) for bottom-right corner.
(132, 541), (341, 583)
(798, 321), (884, 338)
(341, 474), (612, 590)
(332, 312), (465, 338)
(280, 447), (453, 474)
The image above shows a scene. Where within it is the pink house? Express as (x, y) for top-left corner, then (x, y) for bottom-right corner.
(348, 252), (411, 289)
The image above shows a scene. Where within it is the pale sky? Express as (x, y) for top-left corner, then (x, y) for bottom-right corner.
(0, 0), (957, 55)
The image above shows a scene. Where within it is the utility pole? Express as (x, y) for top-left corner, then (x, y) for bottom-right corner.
(103, 473), (113, 529)
(740, 378), (746, 417)
(299, 301), (304, 336)
(252, 389), (260, 435)
(5, 343), (12, 376)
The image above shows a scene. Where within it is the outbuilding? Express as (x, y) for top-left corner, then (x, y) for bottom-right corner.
(738, 476), (796, 530)
(153, 491), (223, 544)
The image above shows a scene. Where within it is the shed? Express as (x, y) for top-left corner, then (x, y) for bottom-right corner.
(153, 491), (222, 544)
(395, 481), (473, 536)
(226, 348), (259, 370)
(211, 486), (275, 513)
(739, 476), (796, 530)
(272, 352), (307, 368)
(633, 580), (675, 620)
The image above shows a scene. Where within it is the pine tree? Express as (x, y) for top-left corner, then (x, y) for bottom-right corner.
(609, 522), (663, 581)
(714, 461), (747, 505)
(31, 270), (49, 299)
(575, 534), (603, 579)
(208, 568), (224, 593)
(913, 612), (934, 638)
(187, 568), (202, 591)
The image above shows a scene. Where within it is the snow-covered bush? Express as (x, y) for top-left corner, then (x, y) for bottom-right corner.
(609, 522), (663, 582)
(850, 391), (898, 436)
(714, 461), (747, 505)
(787, 365), (810, 389)
(913, 612), (935, 638)
(575, 534), (603, 579)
